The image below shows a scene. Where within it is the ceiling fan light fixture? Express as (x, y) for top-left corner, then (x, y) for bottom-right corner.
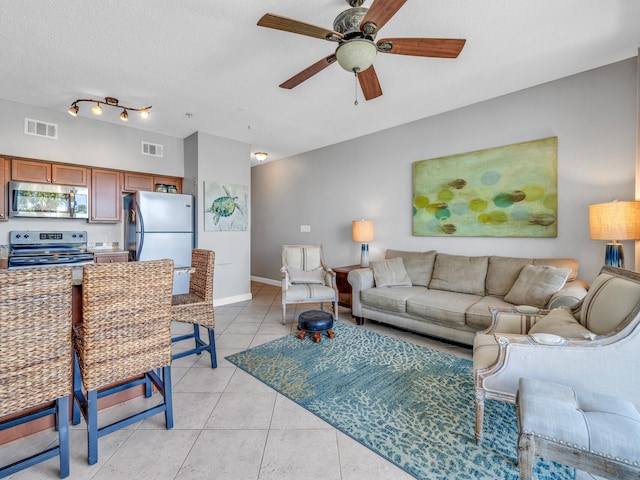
(335, 38), (377, 73)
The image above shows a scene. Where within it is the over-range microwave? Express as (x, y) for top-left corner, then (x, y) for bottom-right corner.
(9, 181), (89, 219)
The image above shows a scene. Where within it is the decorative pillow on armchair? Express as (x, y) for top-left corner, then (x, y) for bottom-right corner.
(504, 264), (571, 308)
(370, 257), (412, 288)
(288, 267), (325, 284)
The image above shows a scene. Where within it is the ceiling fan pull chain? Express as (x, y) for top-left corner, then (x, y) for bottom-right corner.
(353, 68), (359, 106)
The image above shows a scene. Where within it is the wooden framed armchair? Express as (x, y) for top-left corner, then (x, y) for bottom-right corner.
(473, 266), (640, 443)
(281, 244), (338, 325)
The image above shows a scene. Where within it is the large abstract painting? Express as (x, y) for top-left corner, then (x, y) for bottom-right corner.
(413, 137), (558, 237)
(204, 181), (248, 231)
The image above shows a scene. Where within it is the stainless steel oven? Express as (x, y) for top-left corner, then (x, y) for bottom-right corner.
(9, 230), (94, 268)
(9, 181), (89, 219)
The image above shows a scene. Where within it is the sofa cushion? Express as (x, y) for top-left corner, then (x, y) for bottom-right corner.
(428, 253), (488, 296)
(289, 267), (325, 284)
(528, 306), (594, 339)
(406, 290), (480, 327)
(504, 265), (571, 308)
(360, 286), (426, 313)
(486, 256), (534, 298)
(385, 249), (437, 287)
(465, 296), (515, 330)
(370, 257), (412, 288)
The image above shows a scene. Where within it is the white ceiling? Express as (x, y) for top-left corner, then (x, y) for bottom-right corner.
(1, 1), (639, 165)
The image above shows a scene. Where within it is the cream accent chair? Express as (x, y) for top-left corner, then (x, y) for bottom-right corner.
(473, 266), (640, 444)
(281, 244), (338, 325)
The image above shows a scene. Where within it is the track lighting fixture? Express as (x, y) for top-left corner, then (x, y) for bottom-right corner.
(68, 97), (151, 121)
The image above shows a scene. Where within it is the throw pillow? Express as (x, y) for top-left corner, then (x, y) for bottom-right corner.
(504, 264), (571, 308)
(370, 257), (412, 288)
(528, 306), (594, 339)
(385, 250), (436, 287)
(288, 267), (325, 285)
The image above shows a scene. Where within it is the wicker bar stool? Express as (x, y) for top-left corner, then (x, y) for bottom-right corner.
(72, 259), (174, 465)
(0, 267), (73, 479)
(171, 249), (217, 368)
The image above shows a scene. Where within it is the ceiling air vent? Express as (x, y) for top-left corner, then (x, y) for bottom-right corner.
(141, 141), (163, 158)
(24, 118), (58, 139)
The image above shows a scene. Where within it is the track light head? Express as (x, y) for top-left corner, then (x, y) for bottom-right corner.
(120, 109), (129, 121)
(68, 104), (79, 116)
(91, 103), (103, 116)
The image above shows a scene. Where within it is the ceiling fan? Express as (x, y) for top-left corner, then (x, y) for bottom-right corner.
(257, 0), (466, 102)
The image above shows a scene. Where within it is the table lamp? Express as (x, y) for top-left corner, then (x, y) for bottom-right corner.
(352, 219), (374, 267)
(589, 200), (640, 268)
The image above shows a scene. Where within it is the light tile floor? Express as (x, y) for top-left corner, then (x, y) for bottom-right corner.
(2, 282), (472, 480)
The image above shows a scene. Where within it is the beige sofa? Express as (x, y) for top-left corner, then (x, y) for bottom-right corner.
(347, 249), (589, 346)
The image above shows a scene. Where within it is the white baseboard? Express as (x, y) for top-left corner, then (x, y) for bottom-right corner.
(213, 292), (252, 307)
(251, 275), (280, 287)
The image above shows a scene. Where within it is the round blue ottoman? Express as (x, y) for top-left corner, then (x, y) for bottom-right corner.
(297, 310), (335, 342)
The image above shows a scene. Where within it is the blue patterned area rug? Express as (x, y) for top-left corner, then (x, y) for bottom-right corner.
(226, 322), (573, 479)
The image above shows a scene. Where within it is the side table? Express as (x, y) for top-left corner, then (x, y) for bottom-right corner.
(333, 265), (362, 309)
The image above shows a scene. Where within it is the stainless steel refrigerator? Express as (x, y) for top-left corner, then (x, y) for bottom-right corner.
(124, 191), (195, 295)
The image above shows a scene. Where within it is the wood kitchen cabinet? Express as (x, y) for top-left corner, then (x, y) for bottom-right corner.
(124, 172), (182, 193)
(124, 172), (154, 192)
(153, 175), (182, 193)
(94, 252), (129, 263)
(90, 168), (121, 223)
(11, 158), (87, 186)
(0, 157), (8, 221)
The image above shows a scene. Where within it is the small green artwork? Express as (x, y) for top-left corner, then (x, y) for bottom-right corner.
(413, 137), (558, 237)
(204, 181), (248, 231)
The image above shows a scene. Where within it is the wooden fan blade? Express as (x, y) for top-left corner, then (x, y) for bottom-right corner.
(377, 38), (466, 58)
(279, 55), (337, 89)
(358, 66), (383, 101)
(258, 13), (343, 41)
(360, 0), (408, 34)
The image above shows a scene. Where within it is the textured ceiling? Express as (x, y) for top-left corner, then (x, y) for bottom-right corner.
(1, 0), (639, 165)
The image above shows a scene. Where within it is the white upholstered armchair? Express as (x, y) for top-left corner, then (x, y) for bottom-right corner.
(281, 244), (339, 325)
(473, 266), (640, 443)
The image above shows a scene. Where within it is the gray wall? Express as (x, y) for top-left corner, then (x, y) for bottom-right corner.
(251, 58), (638, 284)
(188, 132), (252, 304)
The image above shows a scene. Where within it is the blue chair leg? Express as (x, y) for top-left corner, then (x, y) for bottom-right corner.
(57, 397), (70, 478)
(144, 374), (152, 398)
(87, 389), (99, 465)
(72, 352), (82, 426)
(208, 329), (217, 368)
(193, 324), (202, 354)
(162, 366), (174, 429)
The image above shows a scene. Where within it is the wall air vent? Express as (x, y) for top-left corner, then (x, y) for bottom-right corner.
(141, 141), (163, 158)
(24, 118), (58, 139)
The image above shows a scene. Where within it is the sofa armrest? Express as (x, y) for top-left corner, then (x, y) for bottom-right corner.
(479, 307), (549, 335)
(547, 279), (589, 309)
(347, 268), (374, 316)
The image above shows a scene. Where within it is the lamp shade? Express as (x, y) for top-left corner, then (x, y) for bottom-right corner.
(589, 201), (640, 241)
(352, 220), (374, 243)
